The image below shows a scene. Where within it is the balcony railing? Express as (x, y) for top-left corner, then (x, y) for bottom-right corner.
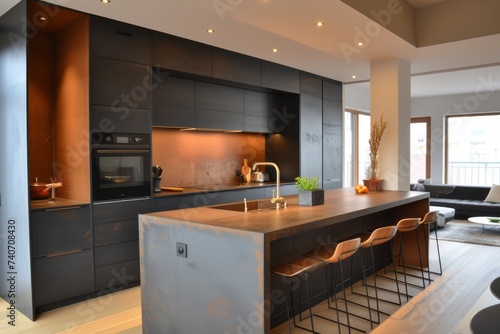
(448, 162), (500, 186)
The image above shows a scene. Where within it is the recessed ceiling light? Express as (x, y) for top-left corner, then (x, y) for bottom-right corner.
(272, 48), (278, 53)
(352, 75), (357, 79)
(316, 21), (324, 27)
(38, 16), (47, 22)
(357, 42), (364, 47)
(100, 0), (111, 4)
(207, 29), (214, 34)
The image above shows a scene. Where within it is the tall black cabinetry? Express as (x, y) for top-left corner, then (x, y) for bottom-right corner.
(90, 17), (152, 134)
(298, 74), (343, 188)
(322, 80), (343, 189)
(89, 17), (152, 292)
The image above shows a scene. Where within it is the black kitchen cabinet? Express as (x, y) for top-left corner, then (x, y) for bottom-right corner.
(31, 206), (91, 257)
(322, 79), (343, 189)
(213, 48), (261, 86)
(152, 76), (195, 127)
(323, 80), (342, 103)
(195, 81), (244, 130)
(152, 32), (212, 77)
(323, 100), (342, 126)
(300, 74), (323, 98)
(90, 105), (151, 134)
(244, 90), (275, 133)
(91, 16), (151, 65)
(92, 199), (151, 290)
(91, 56), (152, 109)
(323, 124), (342, 190)
(299, 94), (323, 179)
(261, 61), (300, 93)
(31, 206), (93, 308)
(33, 250), (93, 307)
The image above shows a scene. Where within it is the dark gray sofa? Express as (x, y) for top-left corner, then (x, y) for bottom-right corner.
(411, 183), (500, 219)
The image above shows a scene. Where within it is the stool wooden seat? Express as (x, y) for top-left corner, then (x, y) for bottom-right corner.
(395, 217), (426, 300)
(271, 256), (324, 333)
(419, 211), (442, 278)
(304, 238), (366, 333)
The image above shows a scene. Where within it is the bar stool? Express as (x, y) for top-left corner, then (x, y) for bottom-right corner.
(394, 217), (426, 300)
(304, 238), (364, 334)
(271, 256), (324, 333)
(419, 211), (442, 280)
(352, 226), (402, 324)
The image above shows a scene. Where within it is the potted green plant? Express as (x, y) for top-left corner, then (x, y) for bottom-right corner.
(295, 176), (324, 206)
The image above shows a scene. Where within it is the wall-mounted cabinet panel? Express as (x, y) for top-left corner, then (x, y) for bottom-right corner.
(300, 75), (322, 98)
(152, 32), (212, 77)
(323, 100), (342, 126)
(91, 56), (152, 109)
(244, 90), (274, 133)
(33, 249), (93, 307)
(31, 206), (91, 258)
(300, 95), (323, 178)
(152, 76), (195, 127)
(323, 124), (342, 190)
(323, 80), (342, 102)
(195, 82), (244, 130)
(213, 48), (261, 86)
(90, 105), (151, 134)
(91, 17), (151, 65)
(261, 61), (300, 93)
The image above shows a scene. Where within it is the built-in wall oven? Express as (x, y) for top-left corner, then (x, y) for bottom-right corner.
(91, 132), (151, 202)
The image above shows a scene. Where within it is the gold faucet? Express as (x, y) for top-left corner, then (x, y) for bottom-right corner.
(252, 162), (285, 208)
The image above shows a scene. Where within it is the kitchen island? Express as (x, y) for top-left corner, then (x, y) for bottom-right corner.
(139, 188), (429, 333)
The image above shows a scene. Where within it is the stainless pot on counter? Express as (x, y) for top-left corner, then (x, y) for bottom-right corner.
(250, 171), (269, 182)
(30, 177), (50, 200)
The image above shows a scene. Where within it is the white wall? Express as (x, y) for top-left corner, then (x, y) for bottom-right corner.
(344, 83), (500, 184)
(412, 90), (500, 183)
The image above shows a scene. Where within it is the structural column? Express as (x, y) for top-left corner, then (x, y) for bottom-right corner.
(370, 59), (411, 190)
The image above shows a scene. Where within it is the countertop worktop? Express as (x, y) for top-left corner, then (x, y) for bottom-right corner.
(145, 188), (429, 241)
(30, 198), (90, 211)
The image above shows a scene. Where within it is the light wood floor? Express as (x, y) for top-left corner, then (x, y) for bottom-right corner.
(1, 239), (499, 333)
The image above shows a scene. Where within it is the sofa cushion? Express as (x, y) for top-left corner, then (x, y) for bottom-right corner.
(484, 184), (500, 204)
(423, 184), (455, 198)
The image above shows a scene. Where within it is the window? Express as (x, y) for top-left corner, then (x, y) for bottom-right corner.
(446, 113), (500, 185)
(410, 117), (430, 182)
(344, 110), (370, 186)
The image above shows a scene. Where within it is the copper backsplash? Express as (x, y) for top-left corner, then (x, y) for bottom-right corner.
(152, 128), (266, 187)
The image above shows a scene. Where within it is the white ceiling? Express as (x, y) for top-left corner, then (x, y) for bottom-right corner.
(2, 0), (500, 98)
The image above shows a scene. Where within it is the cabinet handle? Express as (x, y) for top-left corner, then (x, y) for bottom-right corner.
(116, 30), (132, 38)
(47, 249), (83, 258)
(45, 206), (82, 212)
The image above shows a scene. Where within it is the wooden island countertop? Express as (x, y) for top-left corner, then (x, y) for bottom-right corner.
(139, 188), (429, 333)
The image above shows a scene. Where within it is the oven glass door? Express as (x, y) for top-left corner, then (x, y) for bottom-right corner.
(92, 149), (151, 202)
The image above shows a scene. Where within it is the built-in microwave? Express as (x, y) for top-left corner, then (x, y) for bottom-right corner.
(91, 132), (151, 202)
